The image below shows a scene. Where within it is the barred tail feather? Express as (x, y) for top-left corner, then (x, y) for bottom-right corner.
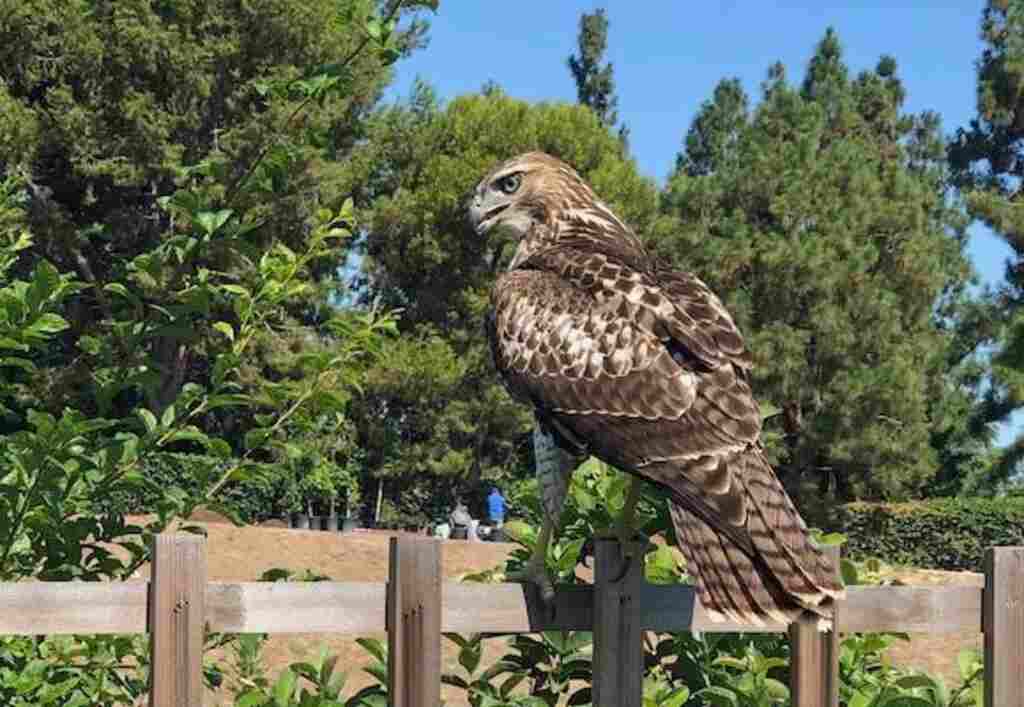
(669, 450), (844, 627)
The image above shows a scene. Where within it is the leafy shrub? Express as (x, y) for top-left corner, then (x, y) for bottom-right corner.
(837, 498), (1024, 570)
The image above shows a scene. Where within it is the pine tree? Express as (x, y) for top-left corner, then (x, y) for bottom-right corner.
(654, 30), (991, 505)
(949, 0), (1024, 485)
(567, 8), (629, 145)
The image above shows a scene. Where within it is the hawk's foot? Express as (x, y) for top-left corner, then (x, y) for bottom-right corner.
(507, 559), (557, 618)
(585, 532), (656, 583)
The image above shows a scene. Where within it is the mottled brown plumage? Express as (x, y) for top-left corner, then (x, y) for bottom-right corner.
(471, 152), (843, 624)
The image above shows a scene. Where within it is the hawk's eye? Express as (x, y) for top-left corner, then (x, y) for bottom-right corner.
(497, 174), (521, 194)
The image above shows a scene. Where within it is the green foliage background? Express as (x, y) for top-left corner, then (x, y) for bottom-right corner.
(0, 0), (1022, 703)
(838, 497), (1024, 571)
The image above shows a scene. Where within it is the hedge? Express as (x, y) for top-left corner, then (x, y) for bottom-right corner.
(836, 497), (1024, 571)
(95, 453), (292, 524)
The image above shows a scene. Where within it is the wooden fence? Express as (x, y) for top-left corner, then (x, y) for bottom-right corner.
(0, 534), (1021, 707)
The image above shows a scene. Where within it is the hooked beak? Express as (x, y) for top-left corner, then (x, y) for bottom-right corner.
(468, 200), (510, 235)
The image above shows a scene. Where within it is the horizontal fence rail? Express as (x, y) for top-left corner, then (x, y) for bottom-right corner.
(0, 534), (1017, 707)
(0, 578), (984, 635)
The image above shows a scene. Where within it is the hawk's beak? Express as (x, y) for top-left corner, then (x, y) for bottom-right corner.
(468, 197), (509, 236)
(467, 192), (486, 234)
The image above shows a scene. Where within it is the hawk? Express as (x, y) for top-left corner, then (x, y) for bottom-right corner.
(469, 152), (843, 625)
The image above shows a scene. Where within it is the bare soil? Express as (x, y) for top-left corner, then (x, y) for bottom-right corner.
(131, 515), (515, 705)
(128, 514), (981, 703)
(873, 567), (983, 688)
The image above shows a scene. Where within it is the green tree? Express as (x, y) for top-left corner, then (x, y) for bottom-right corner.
(949, 0), (1024, 486)
(0, 0), (426, 418)
(0, 1), (427, 701)
(567, 8), (628, 145)
(340, 85), (659, 523)
(655, 29), (991, 506)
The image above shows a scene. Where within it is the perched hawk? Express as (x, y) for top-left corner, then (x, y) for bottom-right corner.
(470, 152), (843, 625)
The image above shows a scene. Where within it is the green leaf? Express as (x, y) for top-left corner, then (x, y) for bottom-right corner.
(440, 674), (469, 689)
(712, 655), (748, 671)
(221, 284), (251, 297)
(763, 677), (790, 700)
(694, 686), (738, 706)
(567, 688), (592, 706)
(196, 209), (234, 236)
(206, 393), (252, 410)
(840, 559), (859, 586)
(877, 698), (935, 707)
(338, 197), (355, 225)
(104, 283), (132, 298)
(161, 404), (176, 429)
(355, 637), (386, 664)
(0, 356), (34, 372)
(28, 313), (69, 335)
(236, 691), (268, 707)
(213, 321), (235, 341)
(503, 520), (536, 547)
(28, 260), (60, 310)
(848, 692), (872, 707)
(817, 532), (846, 546)
(458, 644), (481, 674)
(272, 668), (296, 706)
(957, 648), (980, 680)
(245, 428), (271, 450)
(661, 686), (690, 707)
(137, 409), (158, 434)
(894, 674), (937, 690)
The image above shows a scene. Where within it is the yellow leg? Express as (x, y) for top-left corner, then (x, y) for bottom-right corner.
(611, 476), (642, 582)
(617, 476), (641, 545)
(507, 514), (556, 604)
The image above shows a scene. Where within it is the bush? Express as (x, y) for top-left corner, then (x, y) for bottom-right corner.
(837, 497), (1024, 571)
(93, 453), (298, 524)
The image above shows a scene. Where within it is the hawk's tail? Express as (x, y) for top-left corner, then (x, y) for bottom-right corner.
(668, 450), (844, 627)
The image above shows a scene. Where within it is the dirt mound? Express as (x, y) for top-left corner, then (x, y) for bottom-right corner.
(185, 506), (235, 525)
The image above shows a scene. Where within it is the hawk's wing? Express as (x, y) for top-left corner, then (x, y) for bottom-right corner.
(488, 251), (762, 468)
(488, 249), (842, 624)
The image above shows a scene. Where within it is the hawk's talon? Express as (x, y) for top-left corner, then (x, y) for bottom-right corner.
(604, 533), (658, 583)
(507, 561), (557, 617)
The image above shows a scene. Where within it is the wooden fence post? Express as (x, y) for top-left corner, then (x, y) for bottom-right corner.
(984, 547), (1024, 707)
(149, 533), (206, 707)
(387, 536), (442, 707)
(592, 539), (644, 707)
(790, 544), (841, 707)
(824, 545), (840, 707)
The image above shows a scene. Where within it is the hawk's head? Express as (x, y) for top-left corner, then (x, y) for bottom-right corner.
(469, 151), (646, 270)
(468, 152), (595, 238)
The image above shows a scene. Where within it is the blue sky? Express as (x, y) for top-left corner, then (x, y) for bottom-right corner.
(387, 1), (1022, 444)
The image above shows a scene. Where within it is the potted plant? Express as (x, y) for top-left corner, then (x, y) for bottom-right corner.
(340, 461), (363, 532)
(279, 467), (308, 529)
(302, 456), (339, 532)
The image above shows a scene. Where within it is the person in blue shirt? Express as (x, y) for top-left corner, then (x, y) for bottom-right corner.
(487, 487), (506, 528)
